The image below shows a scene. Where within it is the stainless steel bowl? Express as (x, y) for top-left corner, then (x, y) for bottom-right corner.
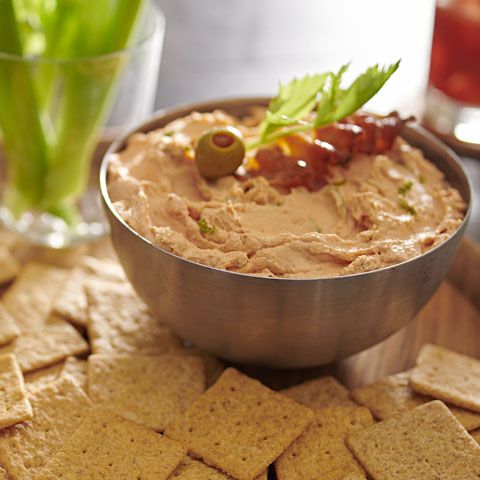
(100, 97), (472, 368)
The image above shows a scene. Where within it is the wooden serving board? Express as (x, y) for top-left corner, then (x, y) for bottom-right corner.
(3, 232), (480, 391)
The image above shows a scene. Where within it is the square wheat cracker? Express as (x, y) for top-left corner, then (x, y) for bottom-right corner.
(281, 376), (357, 409)
(52, 269), (92, 329)
(200, 352), (224, 389)
(0, 353), (32, 428)
(347, 400), (480, 480)
(0, 321), (88, 373)
(86, 281), (182, 354)
(165, 368), (313, 480)
(336, 474), (366, 480)
(24, 362), (64, 392)
(79, 256), (125, 280)
(61, 357), (87, 391)
(0, 229), (18, 249)
(275, 407), (372, 480)
(53, 256), (125, 328)
(409, 344), (480, 413)
(2, 262), (68, 332)
(351, 370), (480, 431)
(0, 303), (20, 346)
(169, 456), (268, 480)
(35, 410), (186, 480)
(0, 245), (20, 286)
(88, 354), (205, 431)
(185, 349), (224, 388)
(0, 376), (92, 480)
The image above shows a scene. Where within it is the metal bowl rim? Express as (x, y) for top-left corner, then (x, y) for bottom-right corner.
(99, 96), (472, 284)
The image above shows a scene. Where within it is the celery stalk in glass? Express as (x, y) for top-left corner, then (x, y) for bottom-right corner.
(0, 0), (47, 215)
(41, 0), (148, 217)
(1, 0), (149, 224)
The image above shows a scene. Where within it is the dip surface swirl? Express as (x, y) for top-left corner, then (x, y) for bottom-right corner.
(108, 110), (466, 278)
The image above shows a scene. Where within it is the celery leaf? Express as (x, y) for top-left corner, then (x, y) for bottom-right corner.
(248, 61), (400, 150)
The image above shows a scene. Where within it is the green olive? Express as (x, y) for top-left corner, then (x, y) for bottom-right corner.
(195, 126), (245, 179)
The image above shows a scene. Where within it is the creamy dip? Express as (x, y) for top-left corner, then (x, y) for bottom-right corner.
(108, 110), (466, 278)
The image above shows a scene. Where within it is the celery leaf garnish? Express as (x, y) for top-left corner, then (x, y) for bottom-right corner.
(248, 61), (400, 150)
(260, 73), (328, 139)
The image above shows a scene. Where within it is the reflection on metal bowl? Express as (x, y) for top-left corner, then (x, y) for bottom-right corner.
(100, 98), (471, 368)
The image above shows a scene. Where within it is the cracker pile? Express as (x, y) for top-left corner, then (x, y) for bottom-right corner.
(0, 241), (479, 479)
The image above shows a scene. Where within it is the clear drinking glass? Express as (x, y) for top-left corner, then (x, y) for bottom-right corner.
(424, 0), (480, 154)
(0, 5), (164, 248)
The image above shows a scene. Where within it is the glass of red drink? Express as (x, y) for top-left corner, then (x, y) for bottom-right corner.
(424, 0), (480, 153)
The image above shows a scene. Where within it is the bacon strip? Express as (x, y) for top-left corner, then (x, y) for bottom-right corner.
(243, 112), (413, 192)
